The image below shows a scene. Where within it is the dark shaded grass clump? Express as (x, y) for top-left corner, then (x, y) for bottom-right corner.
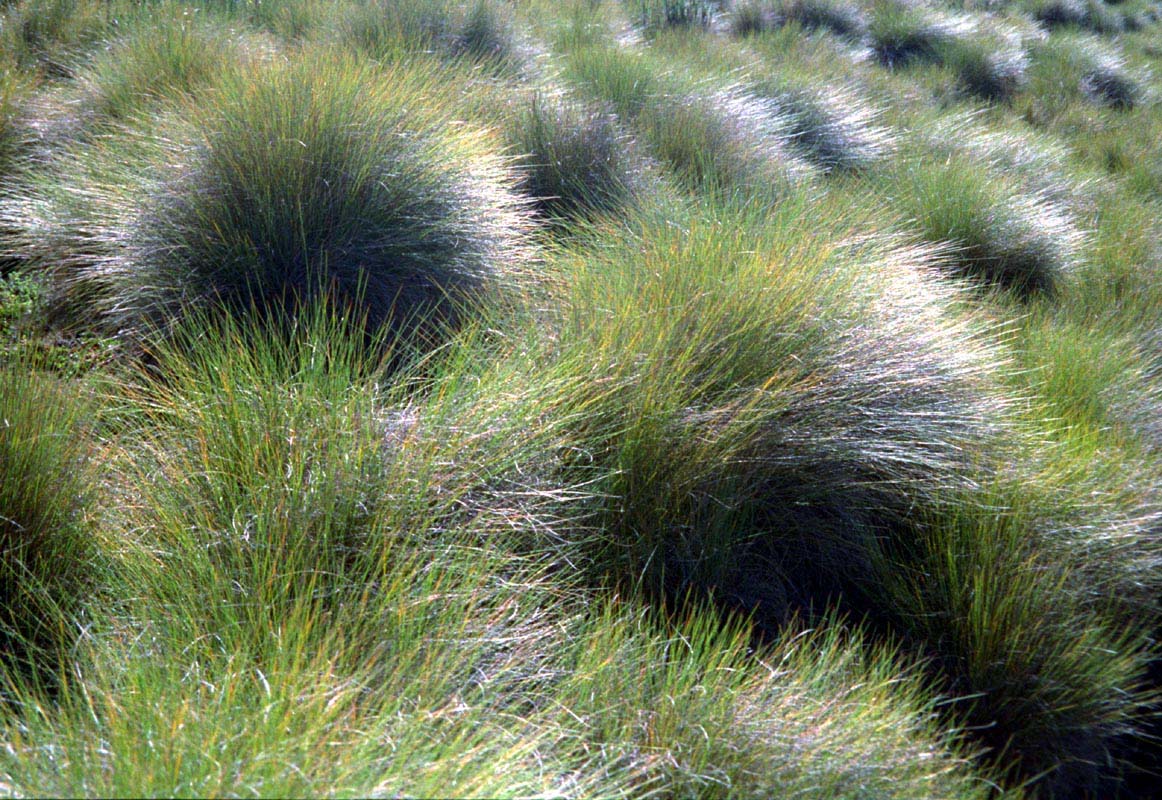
(553, 198), (1011, 629)
(635, 0), (718, 33)
(337, 0), (531, 75)
(504, 92), (650, 223)
(877, 485), (1158, 798)
(0, 366), (96, 688)
(944, 38), (1029, 103)
(547, 197), (1160, 792)
(867, 0), (964, 68)
(884, 156), (1082, 298)
(3, 53), (533, 350)
(1032, 0), (1127, 34)
(0, 0), (118, 77)
(865, 3), (1030, 102)
(563, 44), (815, 198)
(728, 0), (867, 38)
(757, 79), (894, 171)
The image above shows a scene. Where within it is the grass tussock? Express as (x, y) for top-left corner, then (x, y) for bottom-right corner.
(634, 0), (718, 33)
(758, 77), (895, 171)
(337, 0), (532, 74)
(552, 198), (1011, 625)
(867, 0), (968, 68)
(3, 52), (534, 348)
(883, 154), (1084, 297)
(64, 13), (264, 131)
(504, 91), (651, 222)
(563, 44), (816, 196)
(776, 0), (868, 37)
(0, 365), (97, 685)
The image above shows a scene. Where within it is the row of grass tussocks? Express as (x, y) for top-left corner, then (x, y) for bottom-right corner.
(1, 0), (1161, 796)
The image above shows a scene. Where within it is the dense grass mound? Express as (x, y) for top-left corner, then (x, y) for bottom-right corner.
(4, 53), (532, 346)
(867, 1), (966, 68)
(885, 155), (1082, 297)
(759, 79), (894, 171)
(554, 198), (1010, 625)
(338, 0), (531, 74)
(563, 43), (816, 195)
(0, 366), (96, 685)
(65, 13), (259, 130)
(504, 92), (649, 222)
(635, 0), (718, 33)
(2, 0), (1161, 796)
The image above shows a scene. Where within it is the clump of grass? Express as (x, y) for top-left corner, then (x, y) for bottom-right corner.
(0, 364), (97, 686)
(1, 0), (124, 77)
(635, 0), (718, 33)
(504, 91), (650, 223)
(5, 52), (533, 348)
(563, 45), (814, 196)
(0, 63), (31, 173)
(759, 78), (895, 171)
(885, 155), (1083, 297)
(455, 0), (525, 65)
(924, 114), (1094, 211)
(1080, 48), (1145, 109)
(1020, 32), (1143, 121)
(777, 0), (868, 37)
(337, 0), (531, 74)
(645, 85), (814, 195)
(65, 13), (256, 130)
(867, 1), (968, 68)
(728, 0), (867, 38)
(877, 479), (1157, 795)
(944, 36), (1029, 102)
(1032, 0), (1125, 33)
(554, 197), (1010, 627)
(729, 0), (774, 34)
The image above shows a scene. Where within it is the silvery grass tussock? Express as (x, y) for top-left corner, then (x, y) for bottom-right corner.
(1, 52), (535, 349)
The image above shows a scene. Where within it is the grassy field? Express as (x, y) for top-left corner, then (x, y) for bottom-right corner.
(1, 0), (1161, 796)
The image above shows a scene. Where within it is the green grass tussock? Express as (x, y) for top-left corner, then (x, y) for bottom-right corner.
(634, 0), (719, 33)
(0, 365), (97, 686)
(563, 43), (817, 196)
(878, 482), (1156, 795)
(337, 0), (532, 74)
(867, 0), (968, 68)
(758, 77), (895, 171)
(883, 153), (1083, 297)
(65, 13), (261, 131)
(4, 52), (534, 348)
(552, 198), (1011, 626)
(504, 91), (651, 222)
